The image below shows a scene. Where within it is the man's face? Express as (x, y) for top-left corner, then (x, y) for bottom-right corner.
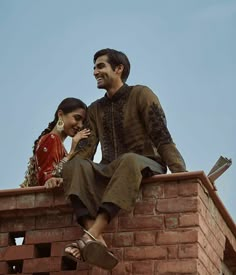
(93, 55), (118, 89)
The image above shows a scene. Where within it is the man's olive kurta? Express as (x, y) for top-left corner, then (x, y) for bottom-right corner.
(63, 84), (186, 217)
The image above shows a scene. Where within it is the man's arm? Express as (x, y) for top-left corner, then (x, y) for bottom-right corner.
(137, 86), (187, 173)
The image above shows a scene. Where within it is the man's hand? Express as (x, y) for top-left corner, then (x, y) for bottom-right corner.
(45, 177), (63, 189)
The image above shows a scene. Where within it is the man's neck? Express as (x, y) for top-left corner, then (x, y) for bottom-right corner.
(106, 82), (124, 98)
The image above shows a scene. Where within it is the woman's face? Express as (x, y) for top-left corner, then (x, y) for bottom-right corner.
(61, 108), (86, 137)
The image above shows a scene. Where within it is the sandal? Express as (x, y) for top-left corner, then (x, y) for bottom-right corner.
(82, 230), (118, 270)
(64, 229), (118, 270)
(64, 240), (85, 262)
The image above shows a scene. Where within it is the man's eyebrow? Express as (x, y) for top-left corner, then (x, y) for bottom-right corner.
(93, 62), (105, 70)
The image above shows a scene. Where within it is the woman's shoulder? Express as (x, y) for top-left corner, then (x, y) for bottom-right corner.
(37, 133), (62, 151)
(39, 133), (61, 143)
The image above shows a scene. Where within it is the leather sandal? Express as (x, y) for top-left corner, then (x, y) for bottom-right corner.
(64, 229), (118, 270)
(82, 229), (118, 270)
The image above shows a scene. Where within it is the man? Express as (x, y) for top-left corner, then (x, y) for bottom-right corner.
(63, 48), (186, 270)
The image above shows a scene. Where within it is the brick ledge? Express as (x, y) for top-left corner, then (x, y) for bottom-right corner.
(1, 171), (235, 237)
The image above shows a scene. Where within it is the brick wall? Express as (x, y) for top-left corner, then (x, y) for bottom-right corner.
(0, 171), (235, 274)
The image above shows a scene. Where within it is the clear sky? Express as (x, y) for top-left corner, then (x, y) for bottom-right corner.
(0, 0), (235, 221)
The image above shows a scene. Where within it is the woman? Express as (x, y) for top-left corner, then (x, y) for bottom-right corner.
(21, 97), (90, 188)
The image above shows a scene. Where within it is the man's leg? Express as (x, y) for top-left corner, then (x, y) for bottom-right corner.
(101, 152), (166, 211)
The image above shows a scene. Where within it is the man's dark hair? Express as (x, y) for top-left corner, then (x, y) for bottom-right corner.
(94, 48), (130, 82)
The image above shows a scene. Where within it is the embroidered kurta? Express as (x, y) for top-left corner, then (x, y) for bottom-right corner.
(35, 133), (67, 185)
(63, 84), (186, 216)
(76, 84), (186, 172)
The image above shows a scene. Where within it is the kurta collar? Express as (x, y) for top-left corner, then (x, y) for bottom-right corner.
(104, 84), (129, 102)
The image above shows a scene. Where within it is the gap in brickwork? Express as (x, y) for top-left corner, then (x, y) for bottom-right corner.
(34, 243), (51, 258)
(9, 232), (25, 246)
(61, 255), (77, 270)
(7, 260), (23, 274)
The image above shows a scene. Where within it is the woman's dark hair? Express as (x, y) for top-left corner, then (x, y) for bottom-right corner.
(33, 97), (87, 153)
(93, 48), (130, 82)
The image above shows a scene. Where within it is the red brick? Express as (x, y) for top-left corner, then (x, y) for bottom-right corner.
(35, 214), (73, 229)
(199, 206), (225, 250)
(23, 257), (61, 273)
(0, 233), (8, 246)
(119, 209), (134, 218)
(109, 247), (123, 261)
(0, 196), (16, 211)
(62, 226), (83, 241)
(53, 189), (67, 206)
(0, 261), (8, 275)
(157, 197), (199, 213)
(198, 215), (224, 258)
(51, 241), (70, 256)
(119, 216), (163, 231)
(112, 232), (133, 247)
(35, 192), (54, 208)
(157, 229), (198, 245)
(25, 228), (64, 244)
(164, 182), (178, 198)
(89, 266), (109, 275)
(166, 245), (178, 259)
(76, 261), (92, 271)
(124, 246), (167, 260)
(118, 209), (133, 217)
(156, 259), (198, 273)
(103, 216), (118, 233)
(111, 262), (132, 275)
(178, 180), (199, 196)
(134, 200), (156, 215)
(198, 245), (221, 274)
(0, 217), (35, 232)
(16, 194), (35, 209)
(132, 260), (154, 274)
(142, 183), (164, 199)
(51, 271), (89, 275)
(103, 233), (113, 247)
(178, 243), (198, 259)
(3, 244), (34, 260)
(197, 259), (211, 275)
(198, 230), (222, 271)
(179, 213), (199, 227)
(165, 214), (179, 229)
(134, 231), (156, 246)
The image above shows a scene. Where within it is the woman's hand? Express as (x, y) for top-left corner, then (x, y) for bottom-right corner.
(45, 177), (63, 189)
(72, 128), (91, 144)
(70, 128), (91, 155)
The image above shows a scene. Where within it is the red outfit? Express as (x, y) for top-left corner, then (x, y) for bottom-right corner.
(35, 133), (67, 185)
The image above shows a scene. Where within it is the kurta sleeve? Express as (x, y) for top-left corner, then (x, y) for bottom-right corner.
(136, 86), (186, 173)
(75, 105), (99, 160)
(35, 134), (66, 185)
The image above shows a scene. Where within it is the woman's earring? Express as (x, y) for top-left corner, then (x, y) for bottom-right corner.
(56, 118), (64, 132)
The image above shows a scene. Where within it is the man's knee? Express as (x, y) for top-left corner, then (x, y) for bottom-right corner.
(119, 152), (140, 164)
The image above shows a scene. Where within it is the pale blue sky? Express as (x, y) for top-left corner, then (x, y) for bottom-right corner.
(0, 0), (235, 221)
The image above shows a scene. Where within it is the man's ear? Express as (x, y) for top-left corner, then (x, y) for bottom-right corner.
(115, 64), (124, 75)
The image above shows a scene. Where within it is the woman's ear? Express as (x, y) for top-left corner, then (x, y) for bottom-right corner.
(57, 109), (63, 119)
